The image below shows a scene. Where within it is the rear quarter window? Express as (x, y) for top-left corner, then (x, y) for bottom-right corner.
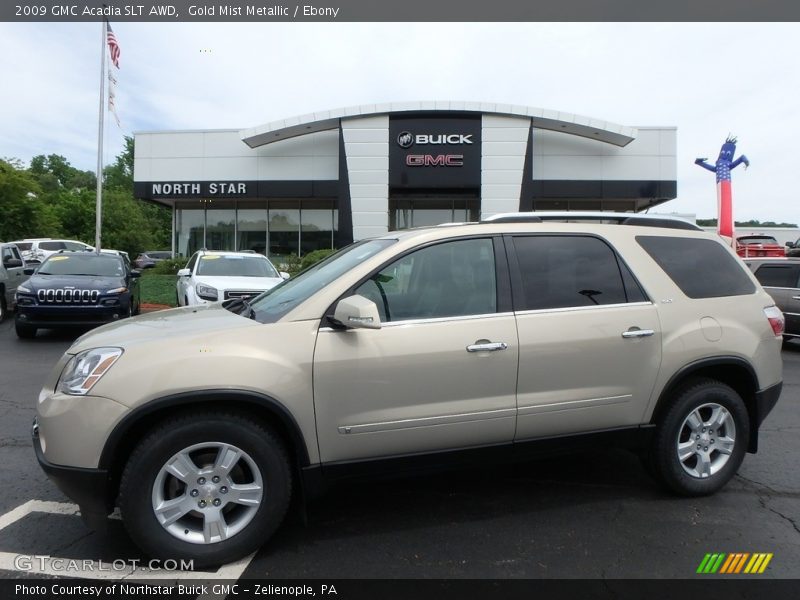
(637, 236), (755, 299)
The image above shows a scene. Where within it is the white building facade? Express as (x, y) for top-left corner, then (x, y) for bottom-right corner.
(133, 102), (677, 259)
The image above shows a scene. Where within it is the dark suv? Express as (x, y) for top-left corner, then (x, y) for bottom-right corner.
(15, 253), (141, 338)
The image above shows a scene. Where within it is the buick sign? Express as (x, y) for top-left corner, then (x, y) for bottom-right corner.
(396, 132), (473, 148)
(397, 131), (414, 149)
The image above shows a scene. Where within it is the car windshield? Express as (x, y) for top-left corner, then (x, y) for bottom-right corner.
(739, 236), (779, 245)
(36, 254), (125, 277)
(196, 255), (279, 277)
(246, 239), (396, 324)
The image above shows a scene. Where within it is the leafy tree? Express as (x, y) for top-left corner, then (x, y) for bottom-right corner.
(0, 159), (60, 240)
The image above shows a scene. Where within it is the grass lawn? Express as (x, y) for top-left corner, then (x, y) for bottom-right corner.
(140, 272), (178, 306)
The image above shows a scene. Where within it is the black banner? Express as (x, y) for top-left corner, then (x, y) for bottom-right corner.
(3, 579), (800, 600)
(4, 0), (800, 22)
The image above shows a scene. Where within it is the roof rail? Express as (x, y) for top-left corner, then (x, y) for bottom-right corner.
(483, 212), (702, 231)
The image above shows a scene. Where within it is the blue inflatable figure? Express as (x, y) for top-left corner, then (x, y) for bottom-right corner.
(695, 136), (749, 240)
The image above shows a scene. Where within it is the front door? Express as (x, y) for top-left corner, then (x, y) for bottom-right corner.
(313, 237), (519, 464)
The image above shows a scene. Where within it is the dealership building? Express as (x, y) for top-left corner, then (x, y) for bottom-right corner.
(133, 102), (677, 259)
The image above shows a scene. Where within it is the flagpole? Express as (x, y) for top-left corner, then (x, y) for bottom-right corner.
(95, 19), (107, 254)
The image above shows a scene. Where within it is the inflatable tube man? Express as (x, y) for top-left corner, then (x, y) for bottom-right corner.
(695, 137), (749, 241)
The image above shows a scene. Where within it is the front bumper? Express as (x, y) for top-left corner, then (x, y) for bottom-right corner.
(16, 302), (130, 327)
(33, 420), (112, 529)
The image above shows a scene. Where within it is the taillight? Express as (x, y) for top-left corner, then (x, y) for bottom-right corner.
(764, 306), (785, 337)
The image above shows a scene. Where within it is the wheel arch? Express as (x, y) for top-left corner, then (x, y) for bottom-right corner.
(100, 390), (312, 505)
(650, 357), (760, 453)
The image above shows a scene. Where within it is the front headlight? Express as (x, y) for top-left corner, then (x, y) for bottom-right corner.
(17, 284), (32, 294)
(57, 347), (124, 396)
(196, 283), (218, 301)
(105, 287), (128, 294)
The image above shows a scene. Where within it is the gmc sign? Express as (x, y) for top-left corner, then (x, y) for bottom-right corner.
(406, 154), (464, 166)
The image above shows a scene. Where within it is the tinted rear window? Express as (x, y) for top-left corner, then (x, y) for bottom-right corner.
(637, 236), (755, 299)
(753, 264), (800, 288)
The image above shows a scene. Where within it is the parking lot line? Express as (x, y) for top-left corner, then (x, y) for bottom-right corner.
(0, 499), (255, 581)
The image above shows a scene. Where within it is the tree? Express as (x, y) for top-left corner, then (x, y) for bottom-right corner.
(0, 159), (60, 241)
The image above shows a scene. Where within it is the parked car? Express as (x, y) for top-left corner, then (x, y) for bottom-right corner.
(33, 213), (783, 568)
(735, 235), (785, 258)
(134, 251), (172, 270)
(15, 252), (141, 338)
(9, 238), (94, 264)
(744, 257), (800, 339)
(176, 250), (288, 306)
(784, 238), (800, 257)
(0, 242), (28, 321)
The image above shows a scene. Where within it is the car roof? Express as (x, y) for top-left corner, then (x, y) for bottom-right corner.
(197, 250), (268, 257)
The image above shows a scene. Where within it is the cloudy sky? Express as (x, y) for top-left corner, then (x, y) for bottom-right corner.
(0, 22), (797, 222)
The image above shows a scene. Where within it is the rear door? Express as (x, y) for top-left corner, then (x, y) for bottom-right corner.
(508, 234), (663, 440)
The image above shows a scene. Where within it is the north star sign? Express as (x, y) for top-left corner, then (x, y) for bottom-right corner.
(150, 182), (251, 196)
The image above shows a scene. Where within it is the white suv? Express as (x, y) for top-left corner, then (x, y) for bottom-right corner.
(176, 250), (288, 306)
(11, 238), (94, 263)
(32, 214), (783, 568)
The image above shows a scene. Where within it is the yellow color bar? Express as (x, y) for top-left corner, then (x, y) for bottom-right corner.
(758, 554), (774, 574)
(744, 554), (760, 573)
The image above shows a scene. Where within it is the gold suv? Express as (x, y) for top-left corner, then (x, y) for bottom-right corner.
(33, 214), (784, 567)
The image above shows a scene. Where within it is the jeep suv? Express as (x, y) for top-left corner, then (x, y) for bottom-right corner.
(32, 214), (783, 567)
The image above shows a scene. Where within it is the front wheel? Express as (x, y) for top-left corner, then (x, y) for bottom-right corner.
(649, 378), (749, 496)
(118, 413), (292, 568)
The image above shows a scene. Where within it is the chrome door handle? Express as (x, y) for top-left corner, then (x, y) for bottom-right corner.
(466, 342), (508, 352)
(622, 328), (655, 339)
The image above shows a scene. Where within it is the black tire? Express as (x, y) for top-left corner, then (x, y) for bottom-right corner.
(649, 378), (749, 496)
(15, 319), (37, 339)
(0, 296), (6, 322)
(118, 412), (292, 568)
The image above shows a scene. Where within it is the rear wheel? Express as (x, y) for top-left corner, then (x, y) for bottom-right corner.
(649, 378), (748, 496)
(0, 296), (6, 322)
(118, 413), (292, 568)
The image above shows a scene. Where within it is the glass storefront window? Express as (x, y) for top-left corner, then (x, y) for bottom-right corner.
(301, 200), (336, 254)
(206, 209), (236, 251)
(176, 209), (205, 257)
(176, 201), (338, 259)
(237, 207), (268, 254)
(269, 204), (300, 262)
(390, 196), (479, 230)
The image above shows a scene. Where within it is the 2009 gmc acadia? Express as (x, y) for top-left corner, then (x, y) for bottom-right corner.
(33, 214), (783, 567)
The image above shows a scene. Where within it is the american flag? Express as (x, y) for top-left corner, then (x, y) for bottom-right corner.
(106, 22), (120, 69)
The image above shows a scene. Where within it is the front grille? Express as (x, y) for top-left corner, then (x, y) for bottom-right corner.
(224, 290), (263, 300)
(37, 289), (100, 305)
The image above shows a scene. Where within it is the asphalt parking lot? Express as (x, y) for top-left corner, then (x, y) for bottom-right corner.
(0, 316), (798, 581)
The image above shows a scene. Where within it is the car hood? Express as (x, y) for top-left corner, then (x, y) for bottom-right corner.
(194, 275), (283, 291)
(26, 274), (126, 291)
(69, 303), (256, 353)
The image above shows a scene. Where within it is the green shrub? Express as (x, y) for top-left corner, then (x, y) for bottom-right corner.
(299, 249), (337, 272)
(151, 257), (188, 275)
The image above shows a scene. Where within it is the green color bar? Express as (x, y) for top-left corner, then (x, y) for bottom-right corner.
(697, 554), (713, 574)
(710, 553), (726, 573)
